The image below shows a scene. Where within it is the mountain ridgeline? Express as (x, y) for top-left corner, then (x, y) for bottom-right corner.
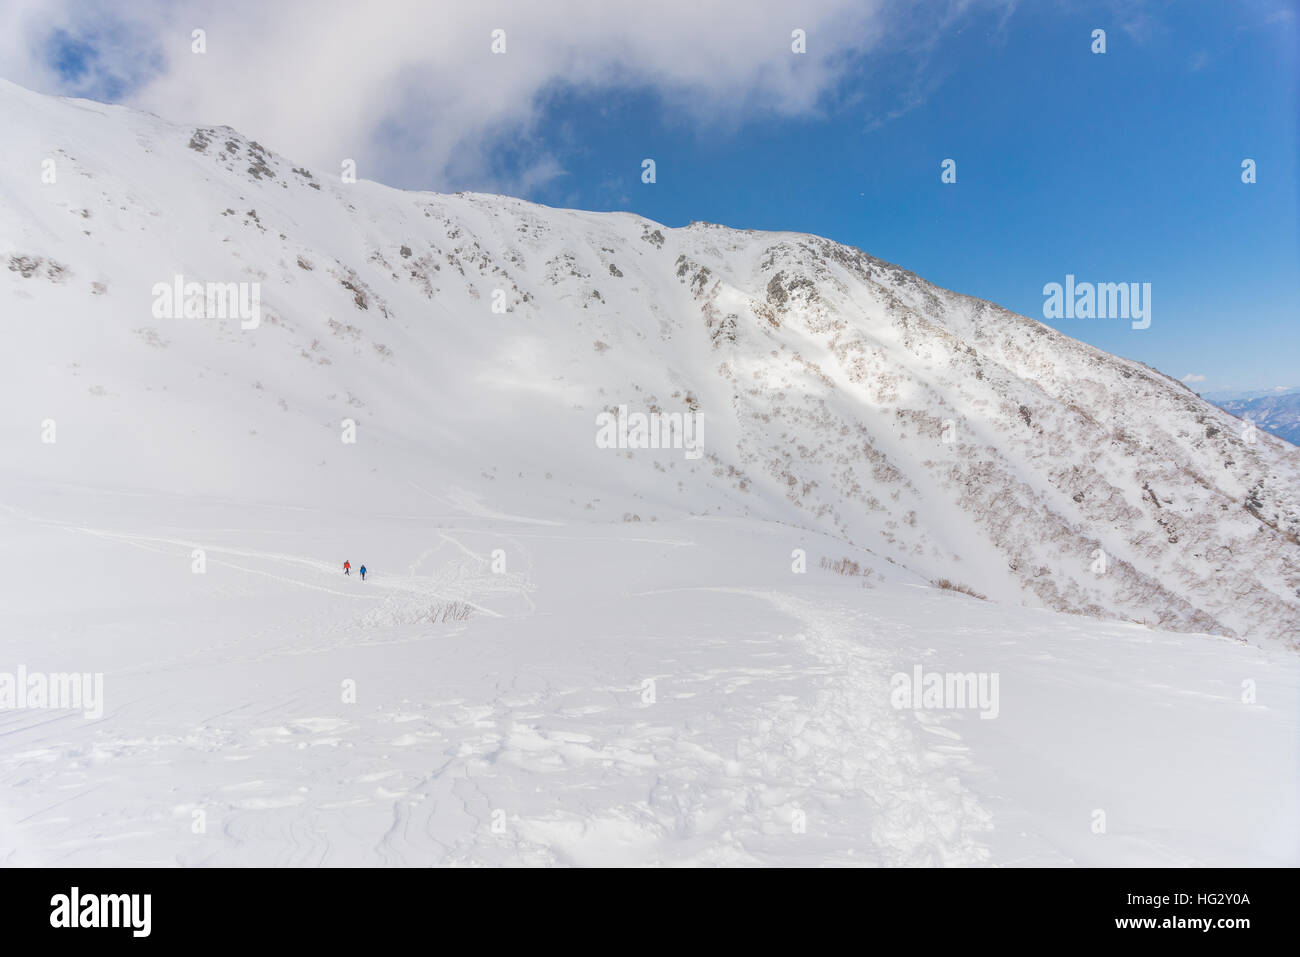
(2, 79), (1297, 642)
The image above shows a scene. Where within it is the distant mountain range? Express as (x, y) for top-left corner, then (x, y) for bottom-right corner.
(1205, 389), (1300, 447)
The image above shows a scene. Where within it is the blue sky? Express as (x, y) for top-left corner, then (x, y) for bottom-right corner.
(509, 4), (1299, 393)
(20, 0), (1300, 393)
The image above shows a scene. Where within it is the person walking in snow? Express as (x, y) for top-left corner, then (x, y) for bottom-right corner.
(343, 560), (351, 576)
(359, 565), (367, 581)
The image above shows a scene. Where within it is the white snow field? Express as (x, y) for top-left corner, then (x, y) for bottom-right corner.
(2, 485), (1298, 866)
(1, 80), (1298, 866)
(3, 485), (1297, 866)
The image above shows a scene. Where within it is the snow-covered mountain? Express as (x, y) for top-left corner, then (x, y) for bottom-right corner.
(2, 79), (1295, 642)
(3, 79), (1299, 867)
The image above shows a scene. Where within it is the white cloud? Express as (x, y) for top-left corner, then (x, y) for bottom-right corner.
(0, 0), (1008, 194)
(0, 0), (875, 191)
(1181, 373), (1207, 383)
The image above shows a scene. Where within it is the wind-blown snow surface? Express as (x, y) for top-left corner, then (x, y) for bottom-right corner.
(3, 487), (1298, 866)
(1, 81), (1298, 865)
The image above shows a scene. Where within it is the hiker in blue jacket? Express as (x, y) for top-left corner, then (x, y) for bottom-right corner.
(359, 565), (367, 581)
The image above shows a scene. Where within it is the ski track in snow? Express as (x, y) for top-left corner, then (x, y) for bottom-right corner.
(0, 512), (989, 865)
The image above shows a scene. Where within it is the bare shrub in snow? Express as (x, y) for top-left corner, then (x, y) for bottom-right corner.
(821, 556), (870, 577)
(430, 601), (473, 623)
(933, 579), (988, 600)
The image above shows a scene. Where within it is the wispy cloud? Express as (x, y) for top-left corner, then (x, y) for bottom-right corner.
(1181, 373), (1207, 383)
(0, 0), (1010, 194)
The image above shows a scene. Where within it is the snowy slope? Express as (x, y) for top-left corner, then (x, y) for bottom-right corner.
(2, 79), (1296, 642)
(1, 80), (1298, 866)
(1, 485), (1296, 866)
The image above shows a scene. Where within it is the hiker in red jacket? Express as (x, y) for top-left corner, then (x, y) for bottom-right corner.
(343, 560), (351, 576)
